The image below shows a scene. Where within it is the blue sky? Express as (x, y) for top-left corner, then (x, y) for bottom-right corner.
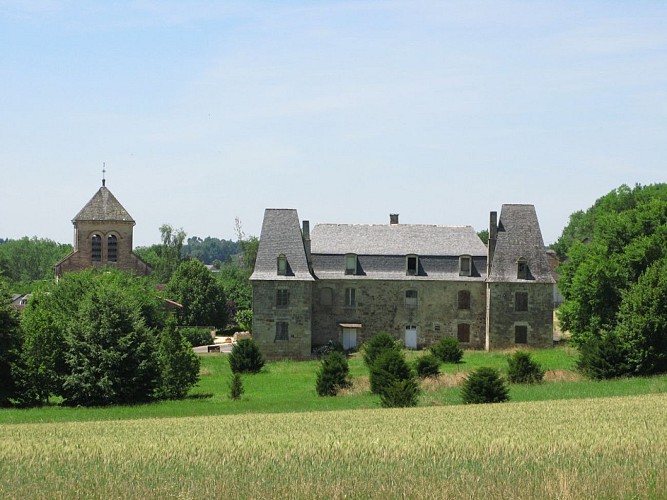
(2, 1), (666, 247)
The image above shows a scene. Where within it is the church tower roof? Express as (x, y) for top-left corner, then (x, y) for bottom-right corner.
(72, 185), (135, 223)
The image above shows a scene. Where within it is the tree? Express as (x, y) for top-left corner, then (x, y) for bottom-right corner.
(234, 217), (259, 271)
(139, 224), (187, 283)
(0, 237), (72, 285)
(362, 332), (399, 369)
(613, 258), (667, 375)
(229, 373), (244, 400)
(20, 268), (165, 403)
(228, 338), (265, 374)
(315, 351), (352, 396)
(369, 348), (414, 396)
(166, 259), (228, 328)
(0, 283), (21, 406)
(430, 337), (463, 364)
(61, 286), (160, 406)
(507, 351), (545, 384)
(556, 183), (667, 377)
(156, 320), (200, 399)
(415, 353), (441, 378)
(461, 367), (509, 404)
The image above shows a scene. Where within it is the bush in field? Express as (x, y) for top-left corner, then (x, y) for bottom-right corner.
(229, 373), (244, 400)
(179, 327), (213, 347)
(576, 334), (629, 380)
(380, 377), (420, 408)
(156, 321), (200, 399)
(228, 338), (265, 374)
(362, 332), (399, 368)
(461, 367), (509, 404)
(315, 351), (352, 396)
(369, 349), (414, 395)
(507, 351), (545, 384)
(415, 353), (441, 378)
(431, 337), (463, 364)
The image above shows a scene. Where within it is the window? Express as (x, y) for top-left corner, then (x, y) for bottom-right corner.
(320, 287), (333, 306)
(405, 289), (418, 308)
(515, 325), (528, 344)
(276, 289), (289, 308)
(459, 256), (472, 276)
(457, 290), (471, 310)
(457, 323), (471, 343)
(275, 321), (289, 341)
(91, 234), (102, 262)
(345, 254), (357, 275)
(345, 288), (356, 307)
(107, 235), (118, 262)
(515, 292), (528, 312)
(406, 255), (418, 276)
(277, 254), (287, 275)
(517, 258), (529, 279)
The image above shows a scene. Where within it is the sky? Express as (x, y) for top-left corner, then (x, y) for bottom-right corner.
(1, 0), (666, 248)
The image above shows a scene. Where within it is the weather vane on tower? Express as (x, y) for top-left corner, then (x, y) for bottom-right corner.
(102, 162), (106, 187)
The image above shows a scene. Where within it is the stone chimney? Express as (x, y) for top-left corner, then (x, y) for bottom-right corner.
(302, 220), (312, 269)
(487, 211), (497, 275)
(390, 214), (399, 225)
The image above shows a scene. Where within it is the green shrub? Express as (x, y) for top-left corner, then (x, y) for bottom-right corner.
(415, 354), (441, 378)
(369, 349), (413, 395)
(315, 351), (352, 396)
(379, 378), (420, 408)
(507, 351), (545, 384)
(461, 367), (509, 404)
(156, 321), (200, 400)
(431, 337), (463, 364)
(229, 373), (244, 400)
(362, 332), (399, 368)
(228, 339), (265, 374)
(179, 327), (213, 348)
(576, 334), (629, 380)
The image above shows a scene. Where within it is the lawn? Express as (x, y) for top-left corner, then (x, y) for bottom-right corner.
(1, 345), (666, 425)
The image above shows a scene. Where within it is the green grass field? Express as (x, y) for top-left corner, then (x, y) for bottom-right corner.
(1, 346), (666, 425)
(1, 346), (666, 498)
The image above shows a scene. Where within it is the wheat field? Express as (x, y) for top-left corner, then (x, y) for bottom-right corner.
(1, 394), (665, 499)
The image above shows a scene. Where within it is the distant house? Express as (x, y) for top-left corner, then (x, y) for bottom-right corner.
(55, 182), (151, 278)
(10, 293), (31, 312)
(250, 205), (555, 359)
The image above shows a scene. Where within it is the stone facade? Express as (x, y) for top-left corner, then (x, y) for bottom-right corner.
(55, 184), (151, 278)
(251, 205), (555, 359)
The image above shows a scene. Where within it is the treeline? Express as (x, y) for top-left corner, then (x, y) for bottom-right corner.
(556, 183), (667, 378)
(0, 237), (72, 286)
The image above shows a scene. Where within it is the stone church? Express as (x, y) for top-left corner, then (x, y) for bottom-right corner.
(250, 205), (554, 359)
(55, 181), (151, 278)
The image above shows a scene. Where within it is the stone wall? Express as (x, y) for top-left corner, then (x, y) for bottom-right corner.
(252, 280), (313, 359)
(311, 279), (487, 349)
(486, 282), (554, 349)
(55, 221), (150, 277)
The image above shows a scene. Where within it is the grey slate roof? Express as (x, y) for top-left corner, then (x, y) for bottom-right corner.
(487, 204), (554, 283)
(311, 224), (487, 257)
(250, 209), (314, 281)
(73, 186), (134, 223)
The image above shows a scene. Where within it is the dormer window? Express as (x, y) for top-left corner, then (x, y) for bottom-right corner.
(406, 255), (418, 276)
(517, 258), (529, 279)
(277, 254), (287, 275)
(459, 255), (472, 276)
(345, 254), (358, 275)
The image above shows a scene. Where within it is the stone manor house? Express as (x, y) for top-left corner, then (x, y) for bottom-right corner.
(250, 205), (555, 359)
